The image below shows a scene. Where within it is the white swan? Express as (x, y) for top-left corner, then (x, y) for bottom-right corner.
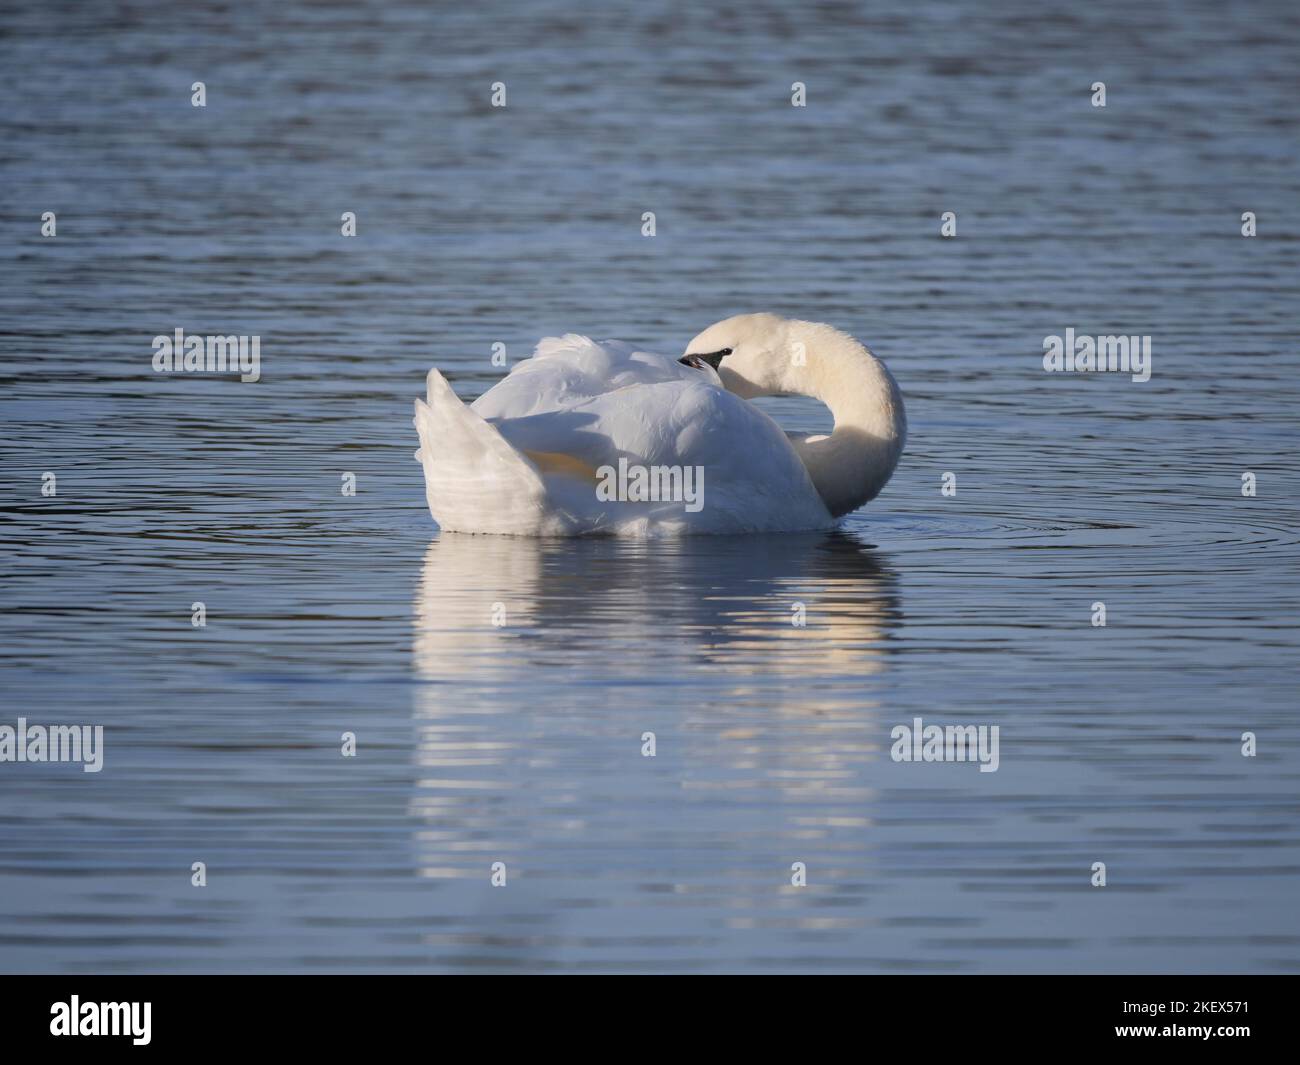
(413, 313), (906, 536)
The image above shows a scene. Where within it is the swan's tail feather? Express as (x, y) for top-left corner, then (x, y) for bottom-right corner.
(414, 368), (549, 534)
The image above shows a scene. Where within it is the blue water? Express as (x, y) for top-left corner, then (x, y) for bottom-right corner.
(1, 0), (1298, 972)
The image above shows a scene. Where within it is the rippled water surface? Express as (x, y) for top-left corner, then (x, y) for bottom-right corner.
(2, 0), (1299, 973)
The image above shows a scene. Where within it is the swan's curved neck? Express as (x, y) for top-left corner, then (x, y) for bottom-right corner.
(775, 323), (906, 518)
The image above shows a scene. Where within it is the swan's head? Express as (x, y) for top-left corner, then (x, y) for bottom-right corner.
(680, 313), (795, 399)
(681, 313), (907, 518)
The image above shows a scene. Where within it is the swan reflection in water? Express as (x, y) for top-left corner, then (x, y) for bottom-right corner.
(404, 531), (903, 965)
(412, 529), (901, 683)
(408, 530), (902, 889)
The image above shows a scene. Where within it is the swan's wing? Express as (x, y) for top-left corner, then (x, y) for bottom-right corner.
(492, 377), (831, 532)
(628, 381), (832, 530)
(413, 368), (551, 534)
